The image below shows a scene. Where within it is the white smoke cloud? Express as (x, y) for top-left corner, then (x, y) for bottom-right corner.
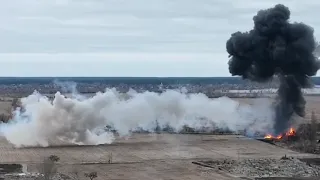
(53, 79), (85, 100)
(0, 88), (275, 148)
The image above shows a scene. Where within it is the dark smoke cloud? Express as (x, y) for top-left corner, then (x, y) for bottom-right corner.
(226, 4), (320, 134)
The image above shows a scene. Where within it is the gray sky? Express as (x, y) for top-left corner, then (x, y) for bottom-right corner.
(1, 0), (320, 76)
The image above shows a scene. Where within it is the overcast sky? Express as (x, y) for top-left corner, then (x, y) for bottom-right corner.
(1, 0), (320, 77)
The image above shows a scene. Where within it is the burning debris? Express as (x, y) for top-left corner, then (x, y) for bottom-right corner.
(261, 123), (320, 154)
(226, 4), (320, 135)
(264, 127), (297, 141)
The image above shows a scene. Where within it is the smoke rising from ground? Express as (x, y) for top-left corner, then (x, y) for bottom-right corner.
(226, 4), (320, 134)
(0, 88), (274, 147)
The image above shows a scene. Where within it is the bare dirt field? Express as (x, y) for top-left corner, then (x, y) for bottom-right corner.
(0, 134), (318, 180)
(0, 96), (319, 179)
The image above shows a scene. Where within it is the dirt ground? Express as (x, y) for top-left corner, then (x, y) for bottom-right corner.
(0, 134), (318, 180)
(0, 96), (319, 179)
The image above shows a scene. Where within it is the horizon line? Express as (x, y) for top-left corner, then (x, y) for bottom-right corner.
(0, 76), (318, 78)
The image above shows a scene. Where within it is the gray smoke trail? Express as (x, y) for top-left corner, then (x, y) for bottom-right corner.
(0, 88), (274, 147)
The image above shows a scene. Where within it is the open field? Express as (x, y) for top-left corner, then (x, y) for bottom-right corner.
(0, 134), (319, 180)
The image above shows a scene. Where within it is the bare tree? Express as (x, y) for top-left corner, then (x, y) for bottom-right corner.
(49, 155), (60, 162)
(37, 155), (60, 180)
(84, 172), (97, 180)
(108, 152), (113, 164)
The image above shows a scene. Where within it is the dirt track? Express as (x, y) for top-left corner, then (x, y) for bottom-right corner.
(0, 134), (318, 180)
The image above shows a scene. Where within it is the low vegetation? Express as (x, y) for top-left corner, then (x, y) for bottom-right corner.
(84, 172), (98, 180)
(37, 155), (98, 180)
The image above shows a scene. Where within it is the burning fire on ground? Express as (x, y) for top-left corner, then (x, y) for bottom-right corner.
(264, 127), (296, 141)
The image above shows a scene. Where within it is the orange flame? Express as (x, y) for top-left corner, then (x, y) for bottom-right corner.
(264, 134), (273, 139)
(285, 127), (296, 136)
(276, 134), (283, 139)
(264, 127), (296, 140)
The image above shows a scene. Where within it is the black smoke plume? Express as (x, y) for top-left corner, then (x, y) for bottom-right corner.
(226, 4), (320, 134)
